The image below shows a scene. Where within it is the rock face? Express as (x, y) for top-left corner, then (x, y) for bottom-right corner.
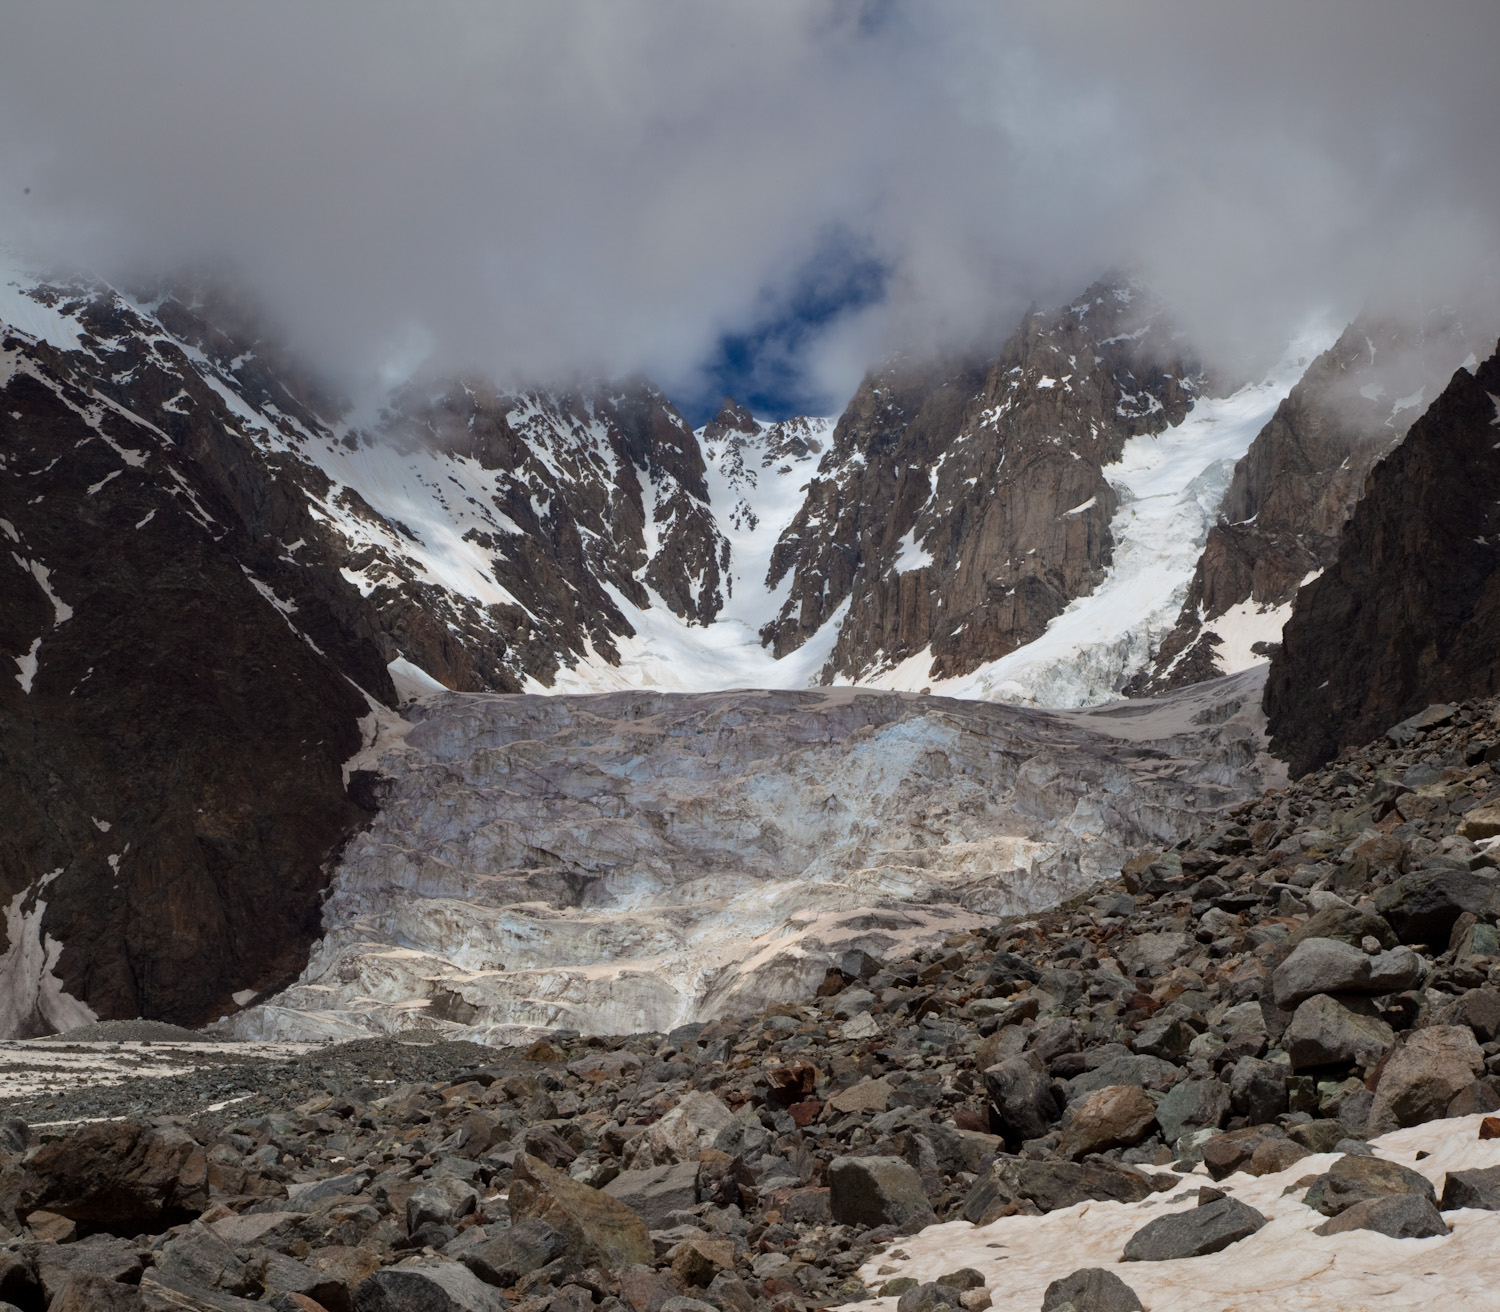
(1265, 344), (1500, 774)
(1137, 314), (1489, 694)
(760, 283), (1201, 685)
(0, 311), (382, 1030)
(224, 672), (1277, 1041)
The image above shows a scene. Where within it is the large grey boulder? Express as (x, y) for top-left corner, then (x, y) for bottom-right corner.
(1376, 869), (1497, 947)
(828, 1156), (936, 1231)
(1442, 988), (1500, 1042)
(460, 1218), (569, 1288)
(1367, 1026), (1486, 1134)
(960, 1158), (1153, 1224)
(1439, 1164), (1500, 1211)
(31, 1234), (143, 1303)
(1272, 938), (1373, 1007)
(508, 1154), (653, 1268)
(1041, 1268), (1144, 1312)
(984, 1054), (1059, 1145)
(1313, 1194), (1450, 1238)
(354, 1262), (508, 1311)
(1156, 1078), (1230, 1146)
(1282, 994), (1395, 1071)
(155, 1222), (257, 1297)
(1122, 1196), (1267, 1261)
(407, 1177), (480, 1232)
(139, 1271), (259, 1311)
(1064, 1054), (1181, 1103)
(604, 1162), (701, 1229)
(1271, 938), (1424, 1008)
(1302, 1154), (1434, 1217)
(285, 1169), (371, 1209)
(1228, 1057), (1287, 1125)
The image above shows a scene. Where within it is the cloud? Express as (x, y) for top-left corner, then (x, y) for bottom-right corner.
(0, 1), (1496, 416)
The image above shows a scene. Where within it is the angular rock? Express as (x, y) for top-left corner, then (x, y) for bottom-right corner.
(460, 1218), (568, 1288)
(32, 1233), (144, 1301)
(1367, 1026), (1486, 1135)
(1199, 1126), (1288, 1181)
(1041, 1267), (1144, 1312)
(1155, 1078), (1230, 1145)
(1282, 994), (1394, 1071)
(1443, 988), (1500, 1042)
(960, 1157), (1152, 1223)
(407, 1177), (479, 1232)
(1229, 1056), (1287, 1125)
(1130, 1018), (1197, 1062)
(896, 1283), (961, 1312)
(1064, 1055), (1181, 1103)
(826, 1077), (893, 1115)
(1287, 1119), (1349, 1154)
(1302, 1155), (1435, 1217)
(140, 1271), (259, 1311)
(1439, 1164), (1500, 1211)
(1313, 1194), (1450, 1239)
(4, 1121), (207, 1232)
(619, 1266), (685, 1312)
(286, 1171), (370, 1210)
(257, 1252), (350, 1311)
(353, 1263), (508, 1311)
(828, 1156), (936, 1231)
(1056, 1085), (1157, 1161)
(1375, 870), (1497, 947)
(156, 1222), (257, 1297)
(49, 1273), (143, 1312)
(1272, 938), (1375, 1008)
(604, 1162), (701, 1230)
(984, 1054), (1059, 1146)
(507, 1154), (653, 1268)
(1121, 1196), (1268, 1261)
(670, 1237), (735, 1288)
(625, 1093), (733, 1169)
(1286, 905), (1396, 951)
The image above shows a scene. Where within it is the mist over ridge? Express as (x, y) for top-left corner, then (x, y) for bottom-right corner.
(1, 1), (1497, 420)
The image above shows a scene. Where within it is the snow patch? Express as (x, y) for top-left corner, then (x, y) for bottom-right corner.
(13, 636), (41, 693)
(894, 528), (934, 573)
(0, 871), (98, 1039)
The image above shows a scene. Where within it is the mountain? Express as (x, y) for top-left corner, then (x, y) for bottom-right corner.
(3, 245), (1487, 1039)
(1266, 342), (1500, 775)
(760, 284), (1203, 685)
(1132, 312), (1492, 694)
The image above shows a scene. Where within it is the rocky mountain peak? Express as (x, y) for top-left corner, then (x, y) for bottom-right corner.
(758, 279), (1203, 685)
(1266, 342), (1500, 774)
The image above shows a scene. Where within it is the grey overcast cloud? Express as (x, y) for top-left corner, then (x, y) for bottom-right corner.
(1, 1), (1497, 416)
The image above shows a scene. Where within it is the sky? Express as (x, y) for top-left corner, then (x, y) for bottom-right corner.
(1, 2), (1497, 423)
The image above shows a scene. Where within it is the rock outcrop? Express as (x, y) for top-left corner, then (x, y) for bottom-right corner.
(1266, 345), (1500, 774)
(760, 283), (1202, 684)
(1137, 313), (1492, 695)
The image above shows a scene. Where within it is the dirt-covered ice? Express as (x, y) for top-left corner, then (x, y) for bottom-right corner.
(224, 669), (1279, 1044)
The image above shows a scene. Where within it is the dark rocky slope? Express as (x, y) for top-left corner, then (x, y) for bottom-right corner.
(761, 284), (1201, 684)
(0, 328), (381, 1032)
(1135, 313), (1489, 695)
(5, 693), (1500, 1309)
(1266, 345), (1500, 775)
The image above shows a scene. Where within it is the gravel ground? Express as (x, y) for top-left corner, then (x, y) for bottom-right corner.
(0, 1035), (509, 1128)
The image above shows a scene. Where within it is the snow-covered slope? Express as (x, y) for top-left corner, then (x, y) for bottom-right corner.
(0, 253), (1340, 713)
(868, 326), (1337, 706)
